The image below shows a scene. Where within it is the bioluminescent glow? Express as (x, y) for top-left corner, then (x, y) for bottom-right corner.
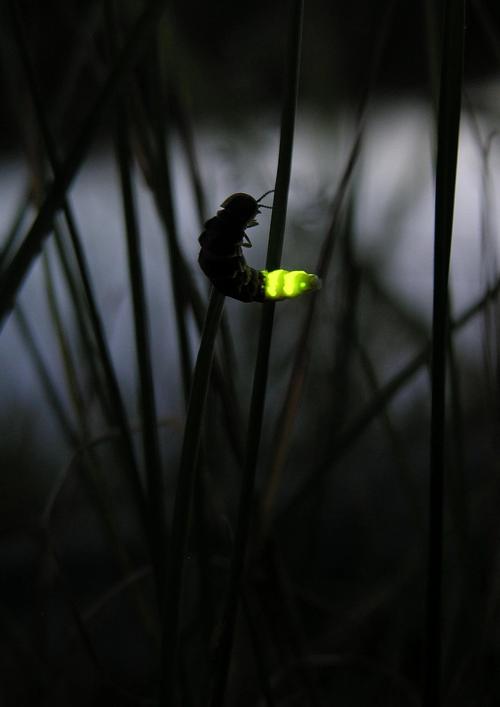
(261, 269), (321, 300)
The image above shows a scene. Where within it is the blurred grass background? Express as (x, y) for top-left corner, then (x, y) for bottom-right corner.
(1, 0), (500, 705)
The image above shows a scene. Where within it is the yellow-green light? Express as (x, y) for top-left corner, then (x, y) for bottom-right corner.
(261, 269), (321, 300)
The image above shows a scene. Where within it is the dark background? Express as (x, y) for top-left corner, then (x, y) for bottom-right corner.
(1, 0), (500, 151)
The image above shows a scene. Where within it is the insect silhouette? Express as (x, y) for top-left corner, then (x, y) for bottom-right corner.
(198, 192), (320, 302)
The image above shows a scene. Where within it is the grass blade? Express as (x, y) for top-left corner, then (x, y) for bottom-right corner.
(8, 0), (150, 539)
(41, 248), (89, 438)
(107, 0), (166, 604)
(14, 305), (79, 447)
(132, 37), (194, 404)
(206, 2), (304, 705)
(0, 0), (168, 329)
(167, 80), (244, 460)
(261, 130), (362, 529)
(0, 186), (32, 272)
(114, 101), (166, 597)
(425, 2), (465, 705)
(260, 0), (397, 528)
(130, 65), (246, 461)
(160, 287), (225, 706)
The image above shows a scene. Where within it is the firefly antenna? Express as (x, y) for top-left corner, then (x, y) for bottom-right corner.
(256, 189), (274, 205)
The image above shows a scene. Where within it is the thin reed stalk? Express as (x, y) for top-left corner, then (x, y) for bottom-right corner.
(129, 56), (246, 462)
(41, 249), (88, 437)
(14, 305), (78, 446)
(425, 2), (465, 706)
(160, 287), (225, 707)
(0, 0), (168, 328)
(206, 2), (304, 705)
(260, 0), (397, 529)
(166, 76), (245, 463)
(142, 37), (194, 404)
(0, 186), (32, 271)
(8, 0), (150, 538)
(107, 0), (166, 604)
(261, 130), (362, 528)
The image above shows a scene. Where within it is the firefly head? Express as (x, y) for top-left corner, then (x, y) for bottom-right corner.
(220, 193), (261, 229)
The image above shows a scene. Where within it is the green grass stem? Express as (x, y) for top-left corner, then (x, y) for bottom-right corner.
(160, 287), (225, 707)
(131, 89), (246, 465)
(107, 0), (166, 605)
(14, 305), (79, 447)
(51, 225), (114, 424)
(137, 38), (194, 404)
(168, 81), (207, 225)
(261, 130), (362, 528)
(114, 103), (166, 598)
(8, 1), (151, 542)
(0, 186), (32, 272)
(206, 2), (303, 705)
(261, 0), (397, 528)
(0, 0), (168, 328)
(129, 54), (246, 462)
(41, 249), (89, 438)
(166, 70), (245, 463)
(426, 2), (465, 705)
